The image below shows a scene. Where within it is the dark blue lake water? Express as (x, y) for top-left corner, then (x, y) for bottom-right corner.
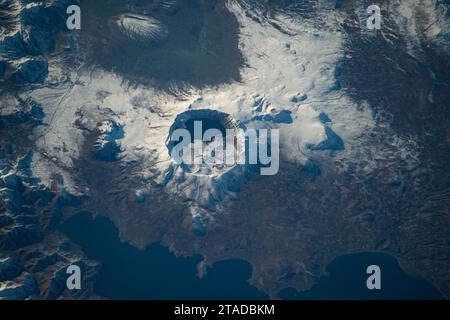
(279, 252), (443, 300)
(60, 212), (443, 300)
(60, 212), (268, 299)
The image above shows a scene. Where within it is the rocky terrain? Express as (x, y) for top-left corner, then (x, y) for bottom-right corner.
(1, 0), (449, 299)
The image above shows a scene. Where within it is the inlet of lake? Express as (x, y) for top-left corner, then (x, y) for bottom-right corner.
(60, 212), (443, 300)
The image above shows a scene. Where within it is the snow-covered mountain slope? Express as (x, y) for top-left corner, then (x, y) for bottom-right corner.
(23, 1), (383, 224)
(113, 13), (169, 45)
(5, 0), (447, 225)
(1, 0), (450, 300)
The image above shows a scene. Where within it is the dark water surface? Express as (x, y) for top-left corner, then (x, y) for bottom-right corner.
(279, 252), (443, 300)
(61, 212), (443, 300)
(60, 212), (268, 299)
